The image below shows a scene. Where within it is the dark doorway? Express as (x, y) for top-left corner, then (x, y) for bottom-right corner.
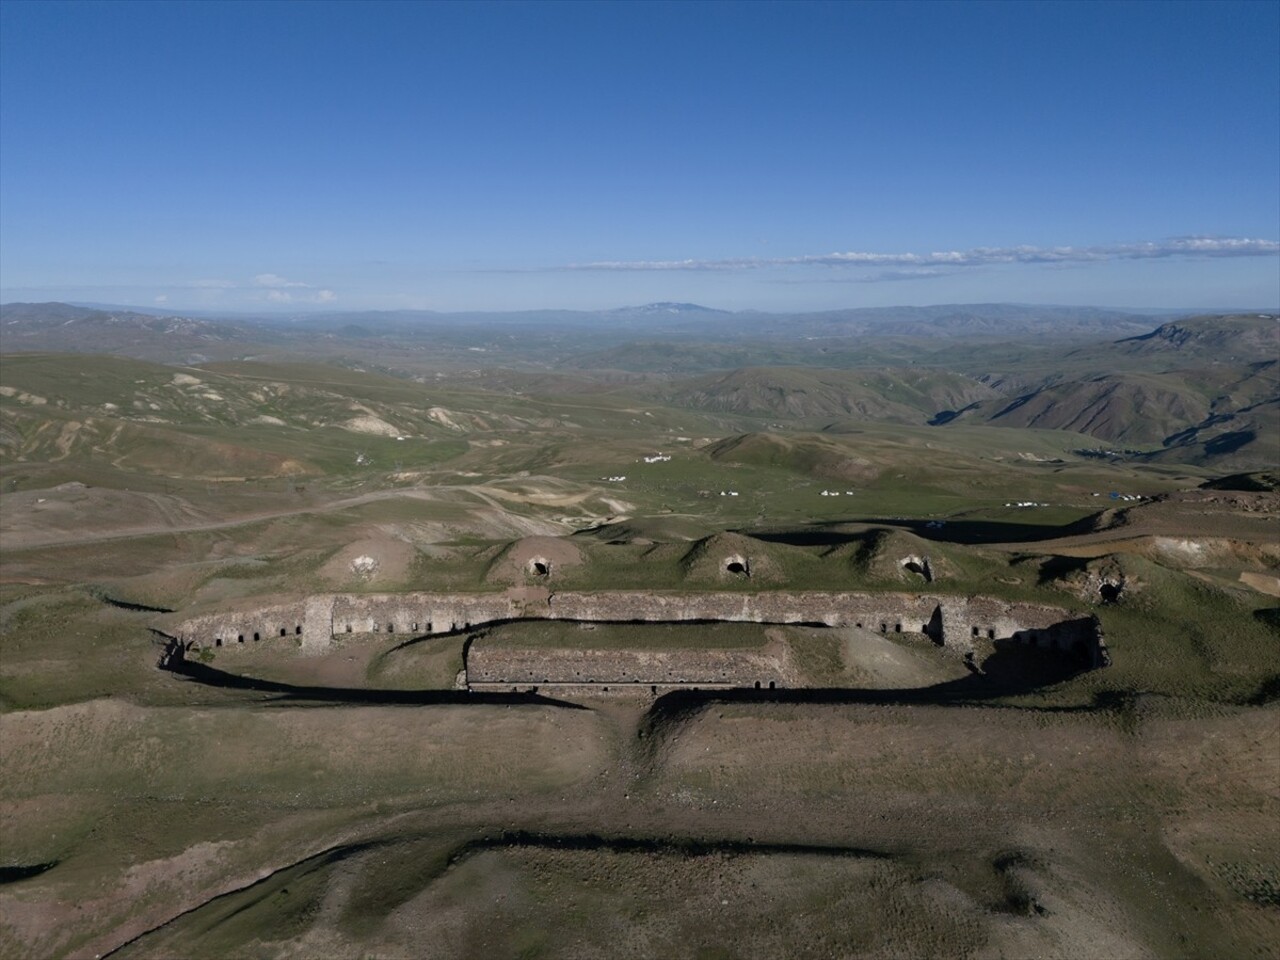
(925, 605), (944, 646)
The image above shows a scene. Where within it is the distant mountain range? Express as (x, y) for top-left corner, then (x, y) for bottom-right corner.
(0, 302), (268, 361)
(2, 299), (1206, 365)
(621, 313), (1277, 468)
(608, 301), (733, 316)
(1, 301), (1276, 468)
(1, 299), (1223, 335)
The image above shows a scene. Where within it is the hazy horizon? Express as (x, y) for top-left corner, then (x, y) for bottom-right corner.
(5, 297), (1276, 320)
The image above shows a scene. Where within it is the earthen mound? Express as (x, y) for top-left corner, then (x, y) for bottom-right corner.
(680, 532), (782, 584)
(705, 432), (879, 482)
(1028, 553), (1141, 605)
(318, 533), (417, 587)
(484, 536), (584, 585)
(833, 528), (956, 584)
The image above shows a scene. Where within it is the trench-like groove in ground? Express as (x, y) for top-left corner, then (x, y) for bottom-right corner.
(100, 840), (387, 959)
(452, 830), (889, 861)
(635, 672), (1131, 765)
(101, 831), (889, 958)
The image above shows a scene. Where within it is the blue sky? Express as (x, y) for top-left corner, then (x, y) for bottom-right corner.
(1, 0), (1277, 312)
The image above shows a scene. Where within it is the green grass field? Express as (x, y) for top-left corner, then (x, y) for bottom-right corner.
(2, 349), (1277, 960)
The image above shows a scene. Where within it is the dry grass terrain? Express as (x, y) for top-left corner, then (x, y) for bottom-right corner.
(1, 330), (1277, 959)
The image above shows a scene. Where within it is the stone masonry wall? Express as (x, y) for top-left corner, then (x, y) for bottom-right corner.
(467, 644), (792, 689)
(172, 600), (311, 650)
(168, 590), (1106, 666)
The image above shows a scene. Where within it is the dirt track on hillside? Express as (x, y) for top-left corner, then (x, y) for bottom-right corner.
(0, 480), (619, 552)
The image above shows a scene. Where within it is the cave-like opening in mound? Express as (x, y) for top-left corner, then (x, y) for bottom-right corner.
(902, 555), (933, 582)
(1099, 581), (1122, 604)
(724, 555), (750, 577)
(527, 558), (551, 577)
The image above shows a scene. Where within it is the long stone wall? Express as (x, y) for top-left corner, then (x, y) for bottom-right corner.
(467, 643), (793, 692)
(173, 599), (311, 650)
(166, 589), (1109, 667)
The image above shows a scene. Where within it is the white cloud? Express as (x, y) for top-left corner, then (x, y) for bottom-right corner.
(853, 268), (953, 283)
(261, 287), (337, 305)
(253, 273), (309, 289)
(566, 237), (1280, 273)
(154, 294), (169, 303)
(175, 273), (335, 304)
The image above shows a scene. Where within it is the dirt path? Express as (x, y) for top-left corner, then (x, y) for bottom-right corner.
(0, 488), (447, 551)
(1, 479), (624, 552)
(1240, 571), (1280, 597)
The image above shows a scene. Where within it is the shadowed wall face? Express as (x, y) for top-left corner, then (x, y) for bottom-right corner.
(168, 590), (1109, 675)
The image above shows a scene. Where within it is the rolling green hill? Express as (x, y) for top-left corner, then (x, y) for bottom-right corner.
(663, 366), (999, 422)
(1113, 314), (1279, 362)
(930, 361), (1279, 467)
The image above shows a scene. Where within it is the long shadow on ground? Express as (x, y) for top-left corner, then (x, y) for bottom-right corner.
(0, 862), (58, 884)
(747, 513), (1103, 547)
(160, 653), (588, 710)
(637, 642), (1113, 749)
(161, 636), (1094, 718)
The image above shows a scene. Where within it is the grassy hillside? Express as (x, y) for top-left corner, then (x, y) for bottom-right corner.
(974, 364), (1276, 442)
(936, 362), (1278, 468)
(1113, 314), (1279, 362)
(664, 366), (998, 422)
(2, 336), (1279, 960)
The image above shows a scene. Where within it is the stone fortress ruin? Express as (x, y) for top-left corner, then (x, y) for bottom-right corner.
(162, 534), (1111, 695)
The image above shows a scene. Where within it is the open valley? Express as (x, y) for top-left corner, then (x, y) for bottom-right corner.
(1, 304), (1277, 959)
(2, 5), (1277, 955)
